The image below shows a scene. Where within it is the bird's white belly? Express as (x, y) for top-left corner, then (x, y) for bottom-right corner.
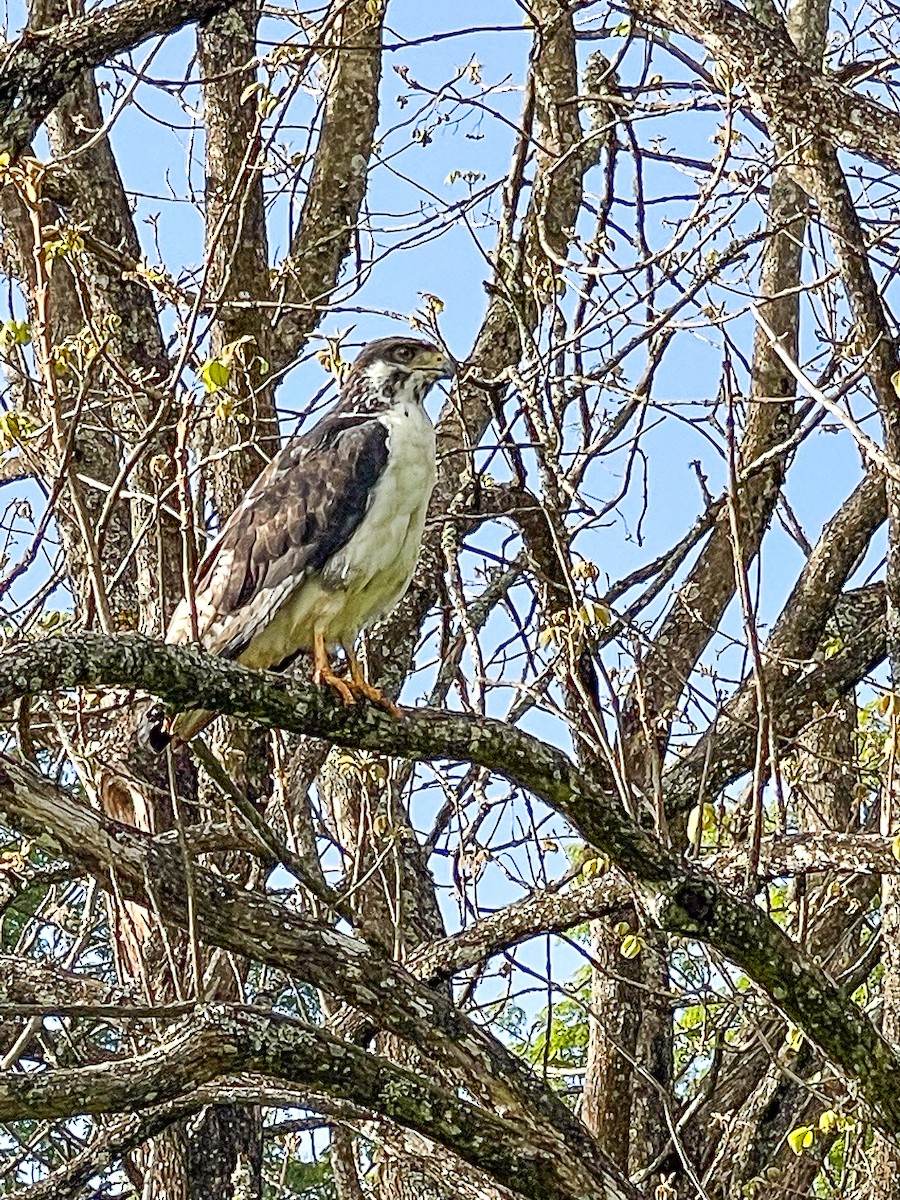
(241, 400), (435, 665)
(324, 400), (436, 639)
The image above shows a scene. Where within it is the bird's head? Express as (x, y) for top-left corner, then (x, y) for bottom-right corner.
(341, 336), (454, 411)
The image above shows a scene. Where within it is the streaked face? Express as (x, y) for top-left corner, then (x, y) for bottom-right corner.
(344, 337), (455, 410)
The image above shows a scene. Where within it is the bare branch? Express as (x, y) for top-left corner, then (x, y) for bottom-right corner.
(0, 1004), (622, 1200)
(1, 633), (900, 1143)
(1, 0), (231, 154)
(630, 0), (900, 172)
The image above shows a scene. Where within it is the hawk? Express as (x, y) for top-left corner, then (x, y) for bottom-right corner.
(147, 336), (452, 750)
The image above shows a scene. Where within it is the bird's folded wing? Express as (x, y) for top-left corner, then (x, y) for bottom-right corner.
(166, 413), (390, 660)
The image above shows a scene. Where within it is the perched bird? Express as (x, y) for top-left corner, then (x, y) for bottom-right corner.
(146, 335), (452, 750)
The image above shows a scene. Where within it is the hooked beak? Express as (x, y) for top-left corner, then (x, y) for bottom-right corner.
(415, 348), (455, 380)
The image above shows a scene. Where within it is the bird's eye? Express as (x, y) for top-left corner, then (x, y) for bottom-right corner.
(393, 345), (415, 363)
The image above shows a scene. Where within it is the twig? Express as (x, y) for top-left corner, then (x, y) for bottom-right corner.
(751, 304), (900, 483)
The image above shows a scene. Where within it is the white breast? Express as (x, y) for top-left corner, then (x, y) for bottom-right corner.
(240, 398), (436, 663)
(320, 398), (436, 641)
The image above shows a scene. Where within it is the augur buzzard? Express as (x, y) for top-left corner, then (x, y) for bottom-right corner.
(147, 336), (452, 749)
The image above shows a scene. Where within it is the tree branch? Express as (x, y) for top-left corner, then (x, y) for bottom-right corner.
(664, 584), (885, 815)
(1, 0), (231, 155)
(630, 0), (900, 172)
(0, 731), (636, 1200)
(0, 1003), (613, 1200)
(268, 0), (384, 370)
(1, 632), (899, 1143)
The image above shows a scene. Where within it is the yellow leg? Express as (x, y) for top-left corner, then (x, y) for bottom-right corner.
(312, 629), (355, 706)
(345, 645), (402, 719)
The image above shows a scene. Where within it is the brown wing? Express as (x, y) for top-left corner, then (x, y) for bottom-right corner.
(166, 412), (389, 660)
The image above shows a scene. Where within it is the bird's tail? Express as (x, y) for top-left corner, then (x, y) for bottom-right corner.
(138, 705), (214, 754)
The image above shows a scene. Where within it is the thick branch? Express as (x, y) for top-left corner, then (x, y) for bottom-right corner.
(766, 471), (886, 663)
(0, 736), (635, 1200)
(412, 873), (628, 984)
(630, 0), (900, 172)
(710, 832), (900, 881)
(1, 634), (899, 1142)
(1, 0), (230, 154)
(0, 1003), (604, 1200)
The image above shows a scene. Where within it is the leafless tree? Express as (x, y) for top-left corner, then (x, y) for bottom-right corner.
(1, 0), (900, 1197)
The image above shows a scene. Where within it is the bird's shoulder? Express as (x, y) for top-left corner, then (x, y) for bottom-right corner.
(166, 408), (393, 654)
(245, 407), (387, 496)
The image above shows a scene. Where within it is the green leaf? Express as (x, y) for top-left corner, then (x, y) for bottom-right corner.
(620, 933), (643, 959)
(687, 803), (717, 845)
(199, 358), (231, 393)
(786, 1125), (815, 1155)
(239, 80), (263, 105)
(259, 90), (279, 118)
(2, 319), (30, 346)
(818, 1109), (839, 1135)
(0, 409), (38, 450)
(823, 634), (843, 660)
